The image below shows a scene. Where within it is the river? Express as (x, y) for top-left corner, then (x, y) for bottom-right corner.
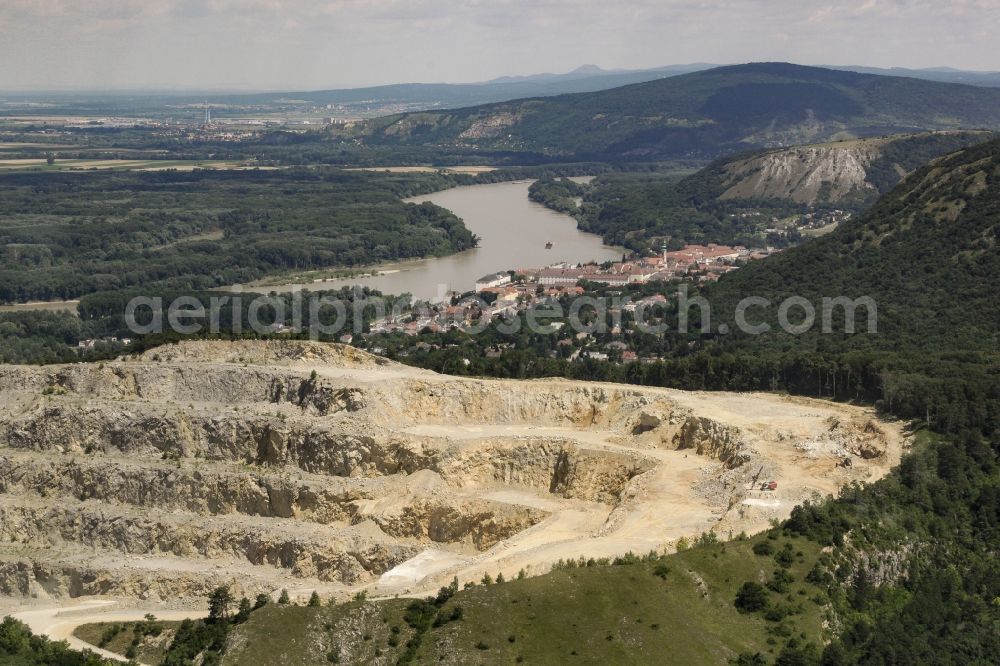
(238, 179), (623, 302)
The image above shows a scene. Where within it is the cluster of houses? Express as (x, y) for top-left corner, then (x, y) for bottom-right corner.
(763, 209), (853, 236)
(476, 243), (777, 292)
(77, 336), (132, 350)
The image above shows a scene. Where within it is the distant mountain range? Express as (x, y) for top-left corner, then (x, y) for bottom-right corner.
(353, 63), (1000, 161)
(226, 62), (1000, 110)
(825, 65), (1000, 88)
(217, 64), (715, 109)
(4, 62), (999, 118)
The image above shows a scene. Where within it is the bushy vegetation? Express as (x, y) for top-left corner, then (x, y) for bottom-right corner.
(156, 585), (264, 665)
(783, 431), (1000, 664)
(74, 615), (174, 664)
(0, 281), (394, 364)
(0, 310), (127, 364)
(543, 170), (805, 251)
(0, 616), (111, 665)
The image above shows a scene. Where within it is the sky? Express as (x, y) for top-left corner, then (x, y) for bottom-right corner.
(1, 0), (998, 91)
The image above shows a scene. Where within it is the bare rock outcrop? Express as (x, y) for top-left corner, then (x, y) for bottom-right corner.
(673, 416), (750, 468)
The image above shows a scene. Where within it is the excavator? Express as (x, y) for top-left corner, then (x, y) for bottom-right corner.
(748, 465), (778, 491)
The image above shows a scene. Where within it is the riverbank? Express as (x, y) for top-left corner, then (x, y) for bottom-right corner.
(229, 179), (622, 301)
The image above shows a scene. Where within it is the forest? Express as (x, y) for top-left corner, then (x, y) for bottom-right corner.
(0, 168), (475, 304)
(531, 172), (806, 251)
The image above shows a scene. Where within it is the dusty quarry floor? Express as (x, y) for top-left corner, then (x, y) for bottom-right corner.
(0, 341), (906, 640)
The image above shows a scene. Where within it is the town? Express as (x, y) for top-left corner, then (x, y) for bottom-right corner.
(359, 243), (780, 361)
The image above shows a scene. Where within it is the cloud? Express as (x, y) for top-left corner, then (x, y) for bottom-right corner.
(0, 0), (997, 89)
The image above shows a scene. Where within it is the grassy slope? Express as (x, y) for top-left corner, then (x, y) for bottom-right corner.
(73, 620), (183, 664)
(223, 535), (825, 665)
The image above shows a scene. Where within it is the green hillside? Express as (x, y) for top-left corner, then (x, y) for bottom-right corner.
(688, 131), (993, 205)
(220, 536), (828, 665)
(356, 63), (1000, 160)
(530, 131), (991, 251)
(706, 136), (1000, 353)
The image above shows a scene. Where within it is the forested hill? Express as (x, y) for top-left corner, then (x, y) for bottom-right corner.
(355, 63), (1000, 160)
(529, 131), (990, 252)
(707, 137), (1000, 353)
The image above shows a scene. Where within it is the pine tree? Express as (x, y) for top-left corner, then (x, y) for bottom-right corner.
(235, 597), (252, 623)
(207, 585), (234, 623)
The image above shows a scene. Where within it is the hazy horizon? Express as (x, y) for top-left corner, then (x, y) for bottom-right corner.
(4, 61), (1000, 95)
(1, 1), (998, 91)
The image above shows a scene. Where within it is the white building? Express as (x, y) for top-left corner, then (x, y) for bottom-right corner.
(475, 272), (512, 291)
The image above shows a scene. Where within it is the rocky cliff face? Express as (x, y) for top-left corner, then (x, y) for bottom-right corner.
(719, 142), (879, 204)
(673, 416), (749, 468)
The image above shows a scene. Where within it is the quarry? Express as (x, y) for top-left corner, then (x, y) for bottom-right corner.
(0, 340), (906, 613)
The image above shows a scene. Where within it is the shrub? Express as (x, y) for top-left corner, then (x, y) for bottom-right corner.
(764, 606), (790, 622)
(695, 532), (719, 547)
(768, 569), (795, 593)
(774, 543), (796, 568)
(734, 582), (768, 613)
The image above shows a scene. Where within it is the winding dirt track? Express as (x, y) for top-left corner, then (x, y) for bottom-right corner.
(10, 601), (205, 663)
